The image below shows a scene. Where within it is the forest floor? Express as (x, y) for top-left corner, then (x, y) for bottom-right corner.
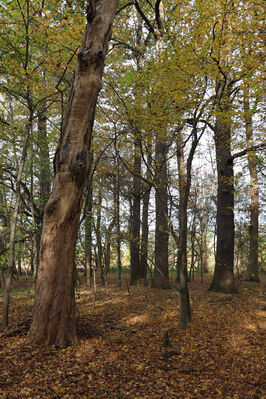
(0, 275), (265, 399)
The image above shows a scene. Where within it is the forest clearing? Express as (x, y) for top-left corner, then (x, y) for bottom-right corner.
(0, 275), (265, 399)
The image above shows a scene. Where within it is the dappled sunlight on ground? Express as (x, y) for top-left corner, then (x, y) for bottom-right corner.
(125, 314), (149, 326)
(0, 275), (265, 398)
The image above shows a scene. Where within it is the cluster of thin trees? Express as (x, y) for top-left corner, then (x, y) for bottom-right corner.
(0, 1), (264, 346)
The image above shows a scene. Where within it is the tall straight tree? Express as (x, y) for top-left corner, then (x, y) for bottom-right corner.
(29, 0), (118, 347)
(130, 16), (143, 285)
(243, 83), (260, 282)
(209, 74), (236, 293)
(134, 0), (170, 289)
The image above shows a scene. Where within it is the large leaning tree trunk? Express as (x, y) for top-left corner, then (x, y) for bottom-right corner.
(209, 75), (236, 293)
(28, 0), (118, 347)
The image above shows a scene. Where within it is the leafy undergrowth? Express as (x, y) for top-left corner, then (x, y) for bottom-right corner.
(0, 276), (265, 399)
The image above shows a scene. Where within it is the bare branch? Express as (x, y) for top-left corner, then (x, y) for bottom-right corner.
(231, 143), (266, 161)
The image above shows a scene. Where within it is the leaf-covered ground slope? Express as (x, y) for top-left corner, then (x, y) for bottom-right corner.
(0, 277), (265, 399)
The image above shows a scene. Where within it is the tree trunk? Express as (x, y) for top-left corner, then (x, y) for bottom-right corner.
(130, 15), (143, 285)
(114, 160), (122, 287)
(17, 245), (22, 276)
(84, 202), (93, 286)
(96, 185), (104, 286)
(209, 77), (236, 293)
(176, 129), (196, 328)
(199, 218), (209, 274)
(29, 158), (39, 280)
(130, 135), (142, 284)
(38, 101), (51, 217)
(0, 189), (8, 258)
(243, 84), (260, 282)
(84, 151), (94, 286)
(28, 1), (118, 346)
(154, 137), (170, 289)
(2, 127), (30, 327)
(189, 213), (196, 281)
(140, 185), (151, 285)
(34, 102), (51, 280)
(104, 217), (115, 274)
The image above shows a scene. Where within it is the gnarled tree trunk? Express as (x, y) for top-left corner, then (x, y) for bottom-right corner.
(28, 0), (118, 346)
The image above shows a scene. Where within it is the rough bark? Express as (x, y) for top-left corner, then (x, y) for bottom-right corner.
(28, 0), (118, 346)
(243, 84), (260, 282)
(209, 77), (236, 293)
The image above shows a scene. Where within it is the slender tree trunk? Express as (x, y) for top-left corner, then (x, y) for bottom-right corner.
(29, 158), (39, 280)
(38, 101), (51, 217)
(176, 129), (196, 328)
(0, 190), (8, 258)
(130, 136), (141, 284)
(154, 137), (170, 289)
(189, 214), (196, 281)
(243, 84), (260, 282)
(114, 161), (122, 287)
(140, 185), (151, 285)
(209, 77), (236, 293)
(2, 127), (30, 327)
(140, 144), (152, 285)
(34, 101), (51, 280)
(17, 246), (22, 276)
(84, 202), (93, 286)
(84, 151), (94, 286)
(28, 1), (118, 346)
(104, 217), (115, 274)
(96, 185), (104, 286)
(199, 218), (209, 274)
(130, 16), (143, 285)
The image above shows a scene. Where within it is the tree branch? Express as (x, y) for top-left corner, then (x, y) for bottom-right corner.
(231, 143), (266, 161)
(116, 1), (134, 14)
(134, 1), (155, 35)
